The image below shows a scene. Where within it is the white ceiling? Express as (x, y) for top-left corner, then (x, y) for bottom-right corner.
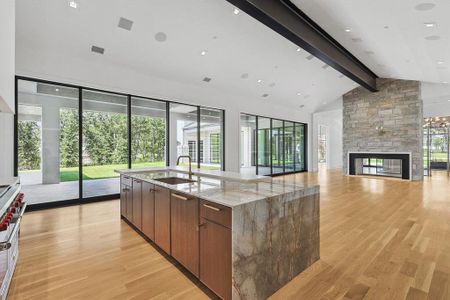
(294, 0), (450, 84)
(15, 0), (359, 113)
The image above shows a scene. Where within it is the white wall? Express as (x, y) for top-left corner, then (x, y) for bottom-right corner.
(16, 50), (312, 172)
(312, 104), (343, 172)
(0, 113), (14, 179)
(0, 0), (15, 113)
(422, 82), (450, 117)
(0, 0), (15, 180)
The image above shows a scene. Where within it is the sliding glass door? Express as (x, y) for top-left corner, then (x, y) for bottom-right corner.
(17, 79), (80, 205)
(240, 113), (307, 176)
(15, 77), (226, 206)
(271, 119), (284, 175)
(240, 114), (256, 174)
(284, 121), (295, 173)
(200, 108), (224, 170)
(82, 90), (128, 199)
(169, 103), (198, 167)
(257, 117), (271, 176)
(295, 123), (306, 171)
(131, 97), (167, 168)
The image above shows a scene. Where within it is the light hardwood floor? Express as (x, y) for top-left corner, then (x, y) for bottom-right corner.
(9, 170), (450, 299)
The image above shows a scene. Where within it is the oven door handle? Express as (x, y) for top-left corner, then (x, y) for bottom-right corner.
(0, 202), (27, 251)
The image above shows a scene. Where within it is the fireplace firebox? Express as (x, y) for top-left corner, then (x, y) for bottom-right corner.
(348, 152), (411, 180)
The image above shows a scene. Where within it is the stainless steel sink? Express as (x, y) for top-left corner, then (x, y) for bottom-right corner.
(153, 177), (196, 185)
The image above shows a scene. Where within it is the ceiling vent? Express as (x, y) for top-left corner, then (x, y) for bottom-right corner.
(91, 46), (105, 54)
(203, 77), (212, 82)
(118, 17), (134, 31)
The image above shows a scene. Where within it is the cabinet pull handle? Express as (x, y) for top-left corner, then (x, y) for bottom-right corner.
(203, 204), (221, 212)
(122, 188), (130, 192)
(197, 222), (207, 231)
(172, 193), (189, 201)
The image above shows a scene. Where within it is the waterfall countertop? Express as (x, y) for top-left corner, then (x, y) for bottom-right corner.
(115, 167), (319, 208)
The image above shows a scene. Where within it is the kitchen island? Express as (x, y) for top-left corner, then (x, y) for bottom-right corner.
(115, 167), (320, 300)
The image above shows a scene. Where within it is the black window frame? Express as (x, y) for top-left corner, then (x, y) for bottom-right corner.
(14, 76), (226, 209)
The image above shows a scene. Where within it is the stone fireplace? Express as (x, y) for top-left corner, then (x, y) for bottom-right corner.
(343, 78), (423, 180)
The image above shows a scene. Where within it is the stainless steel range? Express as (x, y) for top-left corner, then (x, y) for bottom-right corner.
(0, 178), (26, 300)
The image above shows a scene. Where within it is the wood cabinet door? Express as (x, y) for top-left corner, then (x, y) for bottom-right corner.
(132, 179), (142, 229)
(171, 192), (199, 277)
(200, 219), (232, 300)
(141, 182), (155, 241)
(154, 186), (171, 254)
(125, 186), (133, 221)
(120, 184), (127, 218)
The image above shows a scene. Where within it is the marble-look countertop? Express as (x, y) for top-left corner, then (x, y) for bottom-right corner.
(115, 168), (319, 208)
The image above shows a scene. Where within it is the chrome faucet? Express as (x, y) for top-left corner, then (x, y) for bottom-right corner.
(176, 155), (194, 180)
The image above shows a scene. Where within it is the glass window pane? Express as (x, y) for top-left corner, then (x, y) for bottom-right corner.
(284, 121), (295, 173)
(271, 119), (284, 175)
(17, 79), (79, 204)
(294, 123), (306, 171)
(200, 108), (223, 170)
(240, 114), (256, 175)
(131, 97), (166, 168)
(257, 117), (271, 175)
(82, 90), (128, 198)
(169, 103), (198, 167)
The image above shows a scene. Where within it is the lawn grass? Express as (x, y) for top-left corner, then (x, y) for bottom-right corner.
(59, 162), (165, 182)
(21, 161), (221, 182)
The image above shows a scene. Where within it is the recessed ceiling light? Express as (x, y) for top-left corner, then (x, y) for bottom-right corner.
(443, 81), (448, 84)
(296, 47), (301, 52)
(306, 54), (314, 60)
(437, 60), (444, 64)
(424, 22), (436, 28)
(233, 8), (240, 15)
(262, 94), (269, 98)
(155, 32), (167, 42)
(322, 64), (329, 69)
(338, 74), (344, 78)
(55, 88), (59, 92)
(241, 73), (249, 79)
(351, 38), (363, 43)
(297, 92), (302, 96)
(257, 79), (262, 83)
(299, 105), (305, 108)
(200, 50), (207, 56)
(425, 35), (440, 40)
(203, 77), (212, 82)
(69, 0), (77, 8)
(415, 3), (436, 11)
(344, 28), (351, 32)
(384, 25), (390, 29)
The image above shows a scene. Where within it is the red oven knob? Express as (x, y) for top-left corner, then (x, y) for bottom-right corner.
(9, 207), (16, 213)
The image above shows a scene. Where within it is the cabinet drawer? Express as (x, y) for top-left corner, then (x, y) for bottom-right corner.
(200, 200), (231, 229)
(121, 175), (132, 187)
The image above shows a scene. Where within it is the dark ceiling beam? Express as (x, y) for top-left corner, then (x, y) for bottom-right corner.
(224, 0), (378, 92)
